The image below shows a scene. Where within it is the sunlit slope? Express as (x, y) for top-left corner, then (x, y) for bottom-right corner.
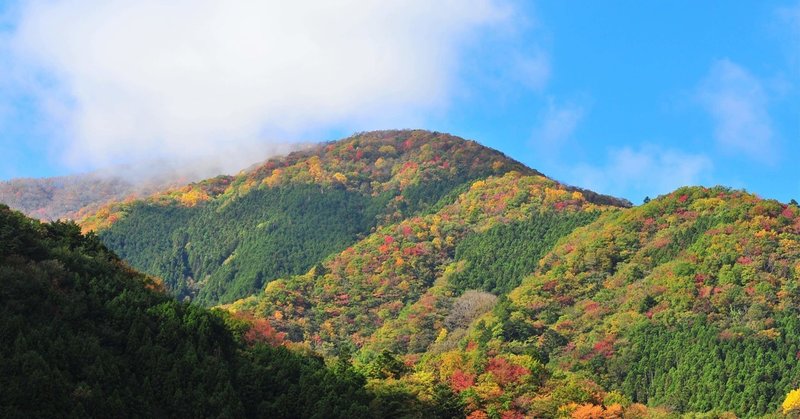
(89, 130), (554, 305)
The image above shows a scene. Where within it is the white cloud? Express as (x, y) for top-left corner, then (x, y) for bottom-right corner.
(531, 99), (584, 150)
(698, 59), (775, 162)
(569, 145), (713, 199)
(2, 0), (513, 169)
(513, 48), (550, 92)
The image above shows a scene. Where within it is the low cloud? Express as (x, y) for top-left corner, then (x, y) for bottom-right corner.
(570, 145), (713, 200)
(698, 59), (775, 163)
(2, 0), (513, 172)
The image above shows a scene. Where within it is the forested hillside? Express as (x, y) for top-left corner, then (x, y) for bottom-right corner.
(91, 130), (596, 306)
(392, 186), (800, 417)
(0, 204), (383, 418)
(230, 171), (621, 356)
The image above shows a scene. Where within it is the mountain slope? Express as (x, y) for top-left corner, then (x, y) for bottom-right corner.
(411, 186), (800, 416)
(90, 130), (558, 305)
(230, 171), (626, 356)
(0, 204), (376, 418)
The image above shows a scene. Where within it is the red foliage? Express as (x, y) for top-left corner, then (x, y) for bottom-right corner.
(244, 317), (286, 346)
(584, 301), (600, 314)
(694, 273), (708, 285)
(485, 357), (530, 386)
(592, 336), (615, 358)
(542, 280), (558, 292)
(737, 255), (752, 265)
(501, 411), (526, 419)
(556, 295), (574, 306)
(384, 235), (395, 245)
(678, 194), (689, 203)
(450, 369), (476, 392)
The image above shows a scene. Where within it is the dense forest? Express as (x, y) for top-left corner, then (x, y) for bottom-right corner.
(0, 204), (385, 417)
(4, 130), (800, 417)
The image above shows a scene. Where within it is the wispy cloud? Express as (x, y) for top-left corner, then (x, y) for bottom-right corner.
(513, 49), (551, 92)
(1, 0), (514, 170)
(777, 1), (800, 72)
(531, 99), (584, 152)
(570, 145), (713, 200)
(698, 59), (775, 163)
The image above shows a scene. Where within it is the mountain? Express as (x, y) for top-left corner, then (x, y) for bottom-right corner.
(91, 130), (624, 306)
(7, 129), (799, 417)
(367, 186), (800, 417)
(229, 171), (625, 355)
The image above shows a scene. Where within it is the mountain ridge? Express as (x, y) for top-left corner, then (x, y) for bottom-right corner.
(90, 130), (622, 307)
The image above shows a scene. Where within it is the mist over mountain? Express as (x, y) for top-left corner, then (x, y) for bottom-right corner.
(0, 142), (305, 221)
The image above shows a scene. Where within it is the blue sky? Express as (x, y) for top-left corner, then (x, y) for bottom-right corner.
(0, 1), (798, 203)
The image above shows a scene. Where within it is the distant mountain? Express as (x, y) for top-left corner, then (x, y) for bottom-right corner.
(0, 174), (140, 221)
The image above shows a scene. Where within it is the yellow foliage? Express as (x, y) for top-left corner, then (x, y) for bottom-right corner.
(783, 388), (800, 414)
(178, 188), (209, 207)
(435, 328), (448, 343)
(265, 279), (286, 293)
(544, 187), (568, 203)
(332, 172), (347, 184)
(307, 156), (324, 181)
(470, 180), (486, 191)
(378, 145), (397, 155)
(262, 169), (284, 188)
(438, 352), (466, 381)
(472, 379), (502, 401)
